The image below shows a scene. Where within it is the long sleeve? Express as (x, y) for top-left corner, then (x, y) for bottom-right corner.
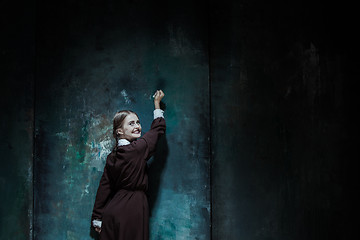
(142, 117), (166, 154)
(131, 114), (166, 158)
(91, 161), (113, 225)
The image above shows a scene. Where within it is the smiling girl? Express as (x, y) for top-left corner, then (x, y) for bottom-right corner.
(91, 90), (166, 240)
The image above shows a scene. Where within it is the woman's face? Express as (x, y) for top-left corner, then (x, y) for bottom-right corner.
(118, 113), (142, 141)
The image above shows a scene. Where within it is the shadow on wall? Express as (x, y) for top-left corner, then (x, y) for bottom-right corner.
(148, 134), (169, 215)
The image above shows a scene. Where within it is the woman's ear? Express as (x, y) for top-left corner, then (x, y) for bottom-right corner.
(117, 129), (123, 135)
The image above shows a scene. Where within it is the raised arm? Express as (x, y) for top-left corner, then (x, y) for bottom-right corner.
(131, 90), (166, 155)
(153, 89), (165, 109)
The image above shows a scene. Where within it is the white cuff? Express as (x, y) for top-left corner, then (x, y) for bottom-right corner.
(153, 109), (164, 119)
(93, 219), (102, 228)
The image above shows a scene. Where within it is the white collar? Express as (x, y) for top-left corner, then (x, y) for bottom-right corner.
(118, 139), (131, 146)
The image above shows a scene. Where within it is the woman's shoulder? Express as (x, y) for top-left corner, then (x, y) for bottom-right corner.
(114, 144), (138, 155)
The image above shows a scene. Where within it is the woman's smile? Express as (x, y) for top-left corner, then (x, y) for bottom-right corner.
(119, 113), (142, 141)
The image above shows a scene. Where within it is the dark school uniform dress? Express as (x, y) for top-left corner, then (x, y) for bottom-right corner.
(91, 115), (165, 240)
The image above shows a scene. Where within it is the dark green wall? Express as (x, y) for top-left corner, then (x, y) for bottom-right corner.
(33, 0), (210, 239)
(0, 1), (34, 239)
(210, 1), (357, 239)
(1, 0), (357, 239)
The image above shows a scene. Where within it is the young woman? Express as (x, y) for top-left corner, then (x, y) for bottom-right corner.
(91, 90), (166, 240)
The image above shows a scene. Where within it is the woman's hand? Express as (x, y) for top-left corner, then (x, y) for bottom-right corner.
(95, 227), (101, 233)
(154, 90), (165, 109)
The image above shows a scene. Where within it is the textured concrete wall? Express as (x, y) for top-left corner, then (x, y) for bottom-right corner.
(0, 1), (34, 239)
(33, 0), (210, 239)
(1, 0), (357, 240)
(210, 1), (357, 239)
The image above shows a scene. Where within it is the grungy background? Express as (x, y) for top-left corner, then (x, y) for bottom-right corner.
(1, 0), (357, 240)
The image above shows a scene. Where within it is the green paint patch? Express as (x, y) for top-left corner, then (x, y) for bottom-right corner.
(150, 188), (209, 239)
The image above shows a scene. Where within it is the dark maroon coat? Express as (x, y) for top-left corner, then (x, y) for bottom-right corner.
(91, 117), (166, 240)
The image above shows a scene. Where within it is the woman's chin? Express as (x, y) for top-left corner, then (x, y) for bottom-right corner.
(133, 133), (141, 139)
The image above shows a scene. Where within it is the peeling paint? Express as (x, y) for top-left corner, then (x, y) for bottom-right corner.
(121, 89), (132, 104)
